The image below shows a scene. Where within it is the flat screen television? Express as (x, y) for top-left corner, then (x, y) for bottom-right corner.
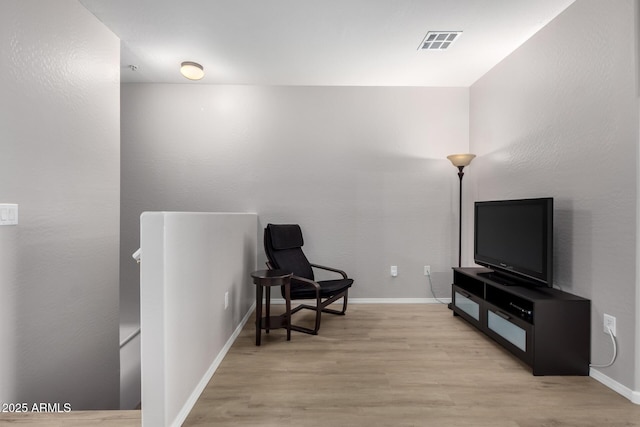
(474, 197), (553, 287)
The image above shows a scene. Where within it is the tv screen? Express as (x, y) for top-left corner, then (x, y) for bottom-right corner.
(474, 197), (553, 287)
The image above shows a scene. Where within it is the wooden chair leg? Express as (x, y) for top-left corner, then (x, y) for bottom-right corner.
(288, 291), (349, 335)
(320, 291), (349, 315)
(341, 291), (348, 314)
(313, 294), (322, 334)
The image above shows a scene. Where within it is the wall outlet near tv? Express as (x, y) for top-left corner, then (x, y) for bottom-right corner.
(0, 204), (18, 225)
(390, 266), (398, 277)
(603, 313), (616, 337)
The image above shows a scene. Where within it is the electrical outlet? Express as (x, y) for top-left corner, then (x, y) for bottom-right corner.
(390, 266), (398, 277)
(0, 204), (18, 226)
(603, 313), (616, 337)
(224, 292), (229, 310)
(424, 265), (431, 276)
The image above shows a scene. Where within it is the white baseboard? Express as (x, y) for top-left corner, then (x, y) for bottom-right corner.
(171, 301), (257, 427)
(350, 298), (452, 304)
(268, 297), (451, 305)
(590, 368), (640, 405)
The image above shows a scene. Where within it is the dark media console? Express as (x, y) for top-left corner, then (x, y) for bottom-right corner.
(451, 267), (590, 376)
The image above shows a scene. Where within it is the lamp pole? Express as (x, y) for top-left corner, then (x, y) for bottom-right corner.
(447, 154), (476, 268)
(456, 166), (465, 268)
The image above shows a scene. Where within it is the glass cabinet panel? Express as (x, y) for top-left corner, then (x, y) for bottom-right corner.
(455, 291), (479, 321)
(488, 310), (526, 352)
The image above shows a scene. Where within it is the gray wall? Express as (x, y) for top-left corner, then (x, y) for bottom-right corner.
(120, 85), (470, 324)
(470, 0), (637, 390)
(140, 212), (257, 426)
(0, 1), (120, 409)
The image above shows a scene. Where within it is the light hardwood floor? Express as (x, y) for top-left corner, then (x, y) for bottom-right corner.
(3, 304), (639, 426)
(185, 304), (640, 427)
(0, 410), (141, 426)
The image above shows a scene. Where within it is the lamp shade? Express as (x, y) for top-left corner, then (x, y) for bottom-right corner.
(447, 153), (476, 167)
(180, 61), (204, 80)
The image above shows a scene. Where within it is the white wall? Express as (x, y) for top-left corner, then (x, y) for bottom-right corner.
(0, 0), (120, 409)
(470, 0), (637, 393)
(140, 212), (257, 427)
(121, 84), (470, 325)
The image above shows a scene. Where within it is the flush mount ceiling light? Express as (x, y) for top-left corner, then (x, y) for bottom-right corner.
(180, 61), (204, 80)
(418, 31), (462, 51)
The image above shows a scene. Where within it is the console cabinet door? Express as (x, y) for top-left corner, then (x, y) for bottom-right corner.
(484, 301), (534, 366)
(452, 285), (483, 326)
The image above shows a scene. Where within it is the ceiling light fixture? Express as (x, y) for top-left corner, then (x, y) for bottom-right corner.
(418, 31), (462, 51)
(180, 61), (204, 80)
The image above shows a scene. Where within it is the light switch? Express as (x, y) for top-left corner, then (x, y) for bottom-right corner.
(0, 204), (18, 225)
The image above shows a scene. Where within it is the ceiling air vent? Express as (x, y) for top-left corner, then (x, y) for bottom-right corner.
(418, 31), (462, 51)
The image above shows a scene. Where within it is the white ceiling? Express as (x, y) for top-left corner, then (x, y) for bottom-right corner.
(80, 0), (575, 87)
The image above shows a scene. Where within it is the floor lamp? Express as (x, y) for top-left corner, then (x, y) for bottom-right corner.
(447, 154), (476, 268)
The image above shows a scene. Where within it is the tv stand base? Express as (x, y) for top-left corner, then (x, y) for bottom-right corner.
(451, 267), (590, 376)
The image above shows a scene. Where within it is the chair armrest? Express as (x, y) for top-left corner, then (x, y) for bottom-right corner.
(310, 263), (348, 279)
(265, 263), (320, 294)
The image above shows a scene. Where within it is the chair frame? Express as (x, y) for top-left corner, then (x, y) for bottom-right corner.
(266, 261), (349, 335)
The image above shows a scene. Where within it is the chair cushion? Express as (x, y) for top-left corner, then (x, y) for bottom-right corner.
(265, 224), (314, 280)
(290, 278), (354, 300)
(275, 248), (315, 280)
(269, 224), (304, 250)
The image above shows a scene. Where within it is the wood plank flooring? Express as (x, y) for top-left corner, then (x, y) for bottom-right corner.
(0, 410), (141, 426)
(2, 304), (639, 426)
(185, 304), (640, 427)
